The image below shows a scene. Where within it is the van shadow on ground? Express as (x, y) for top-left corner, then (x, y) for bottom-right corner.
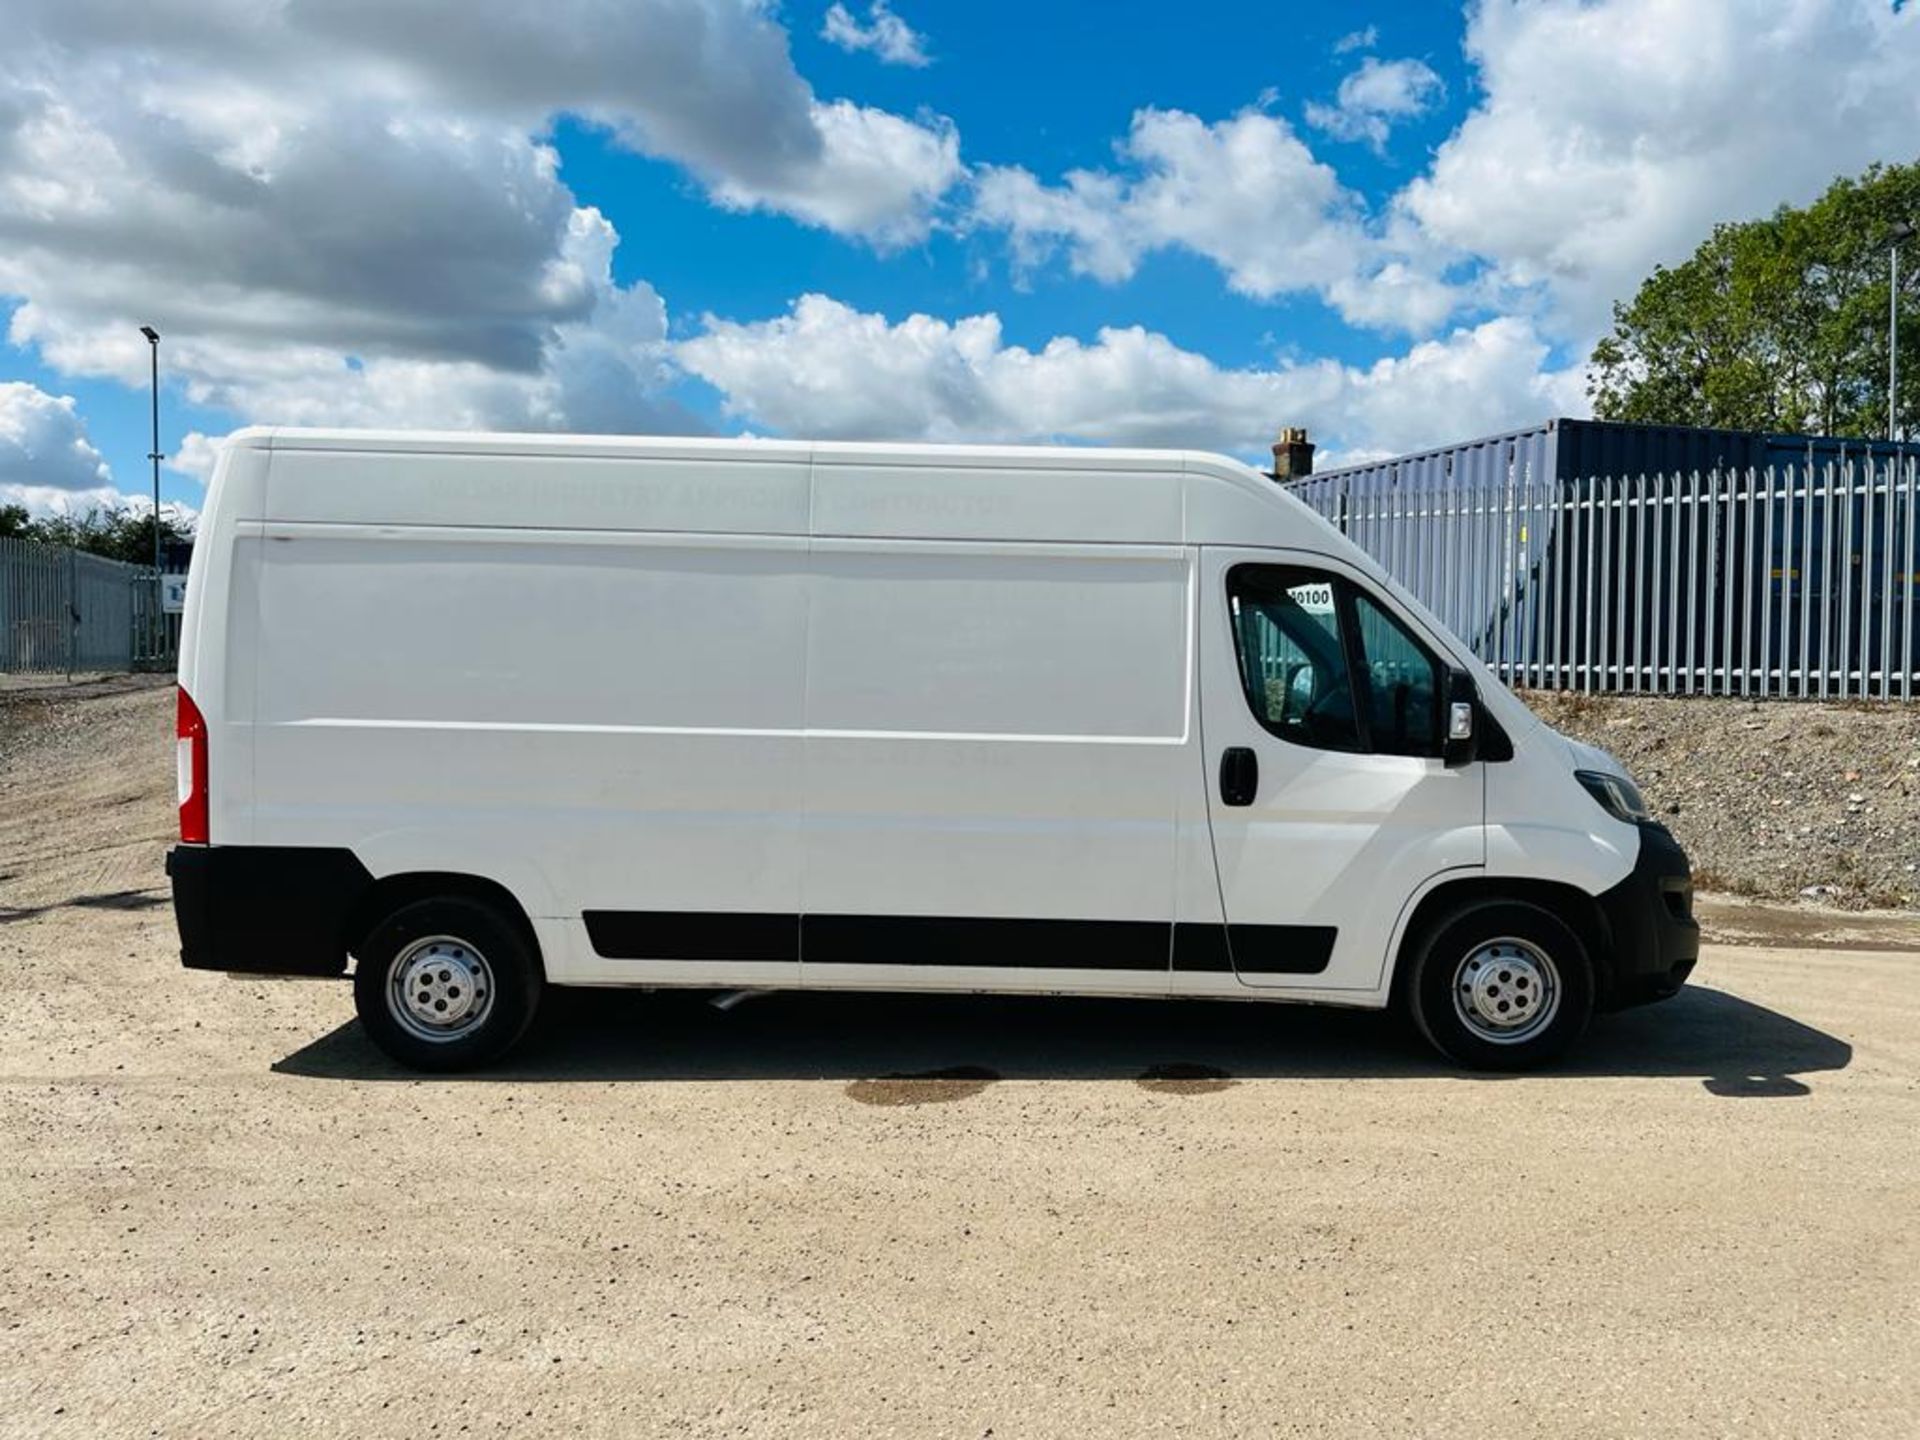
(273, 983), (1848, 1097)
(0, 887), (171, 924)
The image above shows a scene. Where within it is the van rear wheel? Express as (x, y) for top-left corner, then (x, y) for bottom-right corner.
(1405, 900), (1593, 1071)
(352, 897), (542, 1071)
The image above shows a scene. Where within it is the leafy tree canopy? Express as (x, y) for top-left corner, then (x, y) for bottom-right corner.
(1589, 160), (1920, 440)
(0, 501), (193, 565)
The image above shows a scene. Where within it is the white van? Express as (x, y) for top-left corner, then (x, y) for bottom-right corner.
(167, 429), (1697, 1072)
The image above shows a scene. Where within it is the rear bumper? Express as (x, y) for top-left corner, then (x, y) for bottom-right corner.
(166, 845), (371, 976)
(1596, 822), (1700, 1008)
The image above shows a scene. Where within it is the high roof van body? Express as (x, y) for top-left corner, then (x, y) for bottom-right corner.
(167, 429), (1698, 1069)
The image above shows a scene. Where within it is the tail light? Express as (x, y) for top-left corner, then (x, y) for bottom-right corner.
(176, 685), (209, 844)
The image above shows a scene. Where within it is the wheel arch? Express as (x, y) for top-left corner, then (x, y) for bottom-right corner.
(1389, 875), (1615, 1012)
(344, 871), (545, 976)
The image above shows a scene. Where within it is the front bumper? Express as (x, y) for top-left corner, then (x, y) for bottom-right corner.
(167, 844), (371, 976)
(1595, 821), (1700, 1008)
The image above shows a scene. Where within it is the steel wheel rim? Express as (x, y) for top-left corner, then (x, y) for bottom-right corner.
(387, 935), (496, 1043)
(1451, 936), (1560, 1045)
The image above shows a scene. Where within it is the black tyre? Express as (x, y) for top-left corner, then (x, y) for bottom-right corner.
(1404, 899), (1594, 1071)
(352, 897), (543, 1072)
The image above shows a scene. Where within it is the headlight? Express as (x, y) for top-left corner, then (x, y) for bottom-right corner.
(1575, 769), (1651, 824)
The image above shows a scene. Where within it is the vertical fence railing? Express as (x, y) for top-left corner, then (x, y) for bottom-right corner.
(1291, 455), (1920, 700)
(0, 536), (165, 675)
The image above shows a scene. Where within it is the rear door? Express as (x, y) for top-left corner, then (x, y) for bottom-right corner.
(1197, 547), (1483, 992)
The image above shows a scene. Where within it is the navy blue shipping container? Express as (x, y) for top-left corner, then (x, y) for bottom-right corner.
(1302, 417), (1912, 494)
(1285, 418), (1920, 699)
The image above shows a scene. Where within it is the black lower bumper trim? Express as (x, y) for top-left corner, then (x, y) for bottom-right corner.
(167, 845), (373, 976)
(1596, 822), (1701, 1009)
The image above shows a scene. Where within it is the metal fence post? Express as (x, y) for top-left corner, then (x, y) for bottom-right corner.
(65, 543), (76, 681)
(1881, 454), (1895, 700)
(1906, 455), (1917, 703)
(1760, 465), (1775, 698)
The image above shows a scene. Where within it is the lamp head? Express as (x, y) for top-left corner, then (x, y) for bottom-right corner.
(139, 325), (159, 343)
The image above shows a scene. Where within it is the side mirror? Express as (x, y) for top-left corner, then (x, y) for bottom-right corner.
(1442, 667), (1479, 768)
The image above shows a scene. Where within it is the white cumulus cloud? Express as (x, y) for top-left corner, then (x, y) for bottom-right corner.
(0, 0), (963, 446)
(822, 2), (931, 67)
(164, 431), (224, 485)
(677, 293), (1582, 460)
(970, 106), (1463, 334)
(1305, 57), (1446, 151)
(710, 100), (959, 243)
(0, 382), (111, 492)
(1396, 0), (1920, 335)
(0, 381), (140, 516)
(286, 0), (959, 242)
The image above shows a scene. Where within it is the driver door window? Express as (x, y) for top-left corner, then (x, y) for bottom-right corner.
(1227, 565), (1441, 758)
(1228, 568), (1362, 752)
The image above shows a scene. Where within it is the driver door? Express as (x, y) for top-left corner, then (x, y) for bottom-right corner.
(1198, 548), (1484, 992)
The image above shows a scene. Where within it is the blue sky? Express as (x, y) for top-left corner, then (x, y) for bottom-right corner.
(601, 5), (1463, 364)
(2, 0), (1916, 519)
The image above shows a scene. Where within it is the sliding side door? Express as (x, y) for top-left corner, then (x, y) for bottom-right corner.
(800, 539), (1189, 994)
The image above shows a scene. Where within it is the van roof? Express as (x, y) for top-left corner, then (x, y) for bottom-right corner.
(232, 425), (1238, 472)
(224, 426), (1330, 551)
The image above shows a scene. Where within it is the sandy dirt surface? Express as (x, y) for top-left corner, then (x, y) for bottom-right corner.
(3, 677), (1918, 1438)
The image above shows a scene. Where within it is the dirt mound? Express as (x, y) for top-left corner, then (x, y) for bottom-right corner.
(0, 674), (175, 918)
(1522, 690), (1920, 909)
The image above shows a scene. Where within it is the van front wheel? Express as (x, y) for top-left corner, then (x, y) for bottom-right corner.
(1405, 900), (1593, 1071)
(352, 897), (542, 1071)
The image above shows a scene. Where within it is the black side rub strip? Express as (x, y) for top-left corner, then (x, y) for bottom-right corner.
(806, 914), (1169, 969)
(1218, 923), (1337, 975)
(582, 910), (796, 962)
(582, 910), (1336, 975)
(1173, 922), (1335, 975)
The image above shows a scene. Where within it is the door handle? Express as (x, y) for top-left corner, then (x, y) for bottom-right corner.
(1219, 746), (1258, 807)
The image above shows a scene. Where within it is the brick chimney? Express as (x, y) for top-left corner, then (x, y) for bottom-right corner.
(1269, 427), (1314, 482)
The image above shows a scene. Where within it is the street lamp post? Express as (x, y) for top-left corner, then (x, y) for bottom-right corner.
(139, 325), (162, 661)
(1893, 222), (1915, 443)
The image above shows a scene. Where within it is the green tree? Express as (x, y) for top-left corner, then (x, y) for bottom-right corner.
(13, 504), (194, 564)
(0, 502), (32, 539)
(1589, 160), (1920, 439)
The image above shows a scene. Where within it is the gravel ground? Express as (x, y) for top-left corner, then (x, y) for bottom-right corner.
(1521, 690), (1920, 909)
(4, 677), (1919, 1438)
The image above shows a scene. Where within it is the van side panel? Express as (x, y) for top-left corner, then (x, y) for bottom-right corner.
(798, 536), (1189, 996)
(812, 458), (1184, 544)
(263, 444), (811, 535)
(248, 453), (811, 985)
